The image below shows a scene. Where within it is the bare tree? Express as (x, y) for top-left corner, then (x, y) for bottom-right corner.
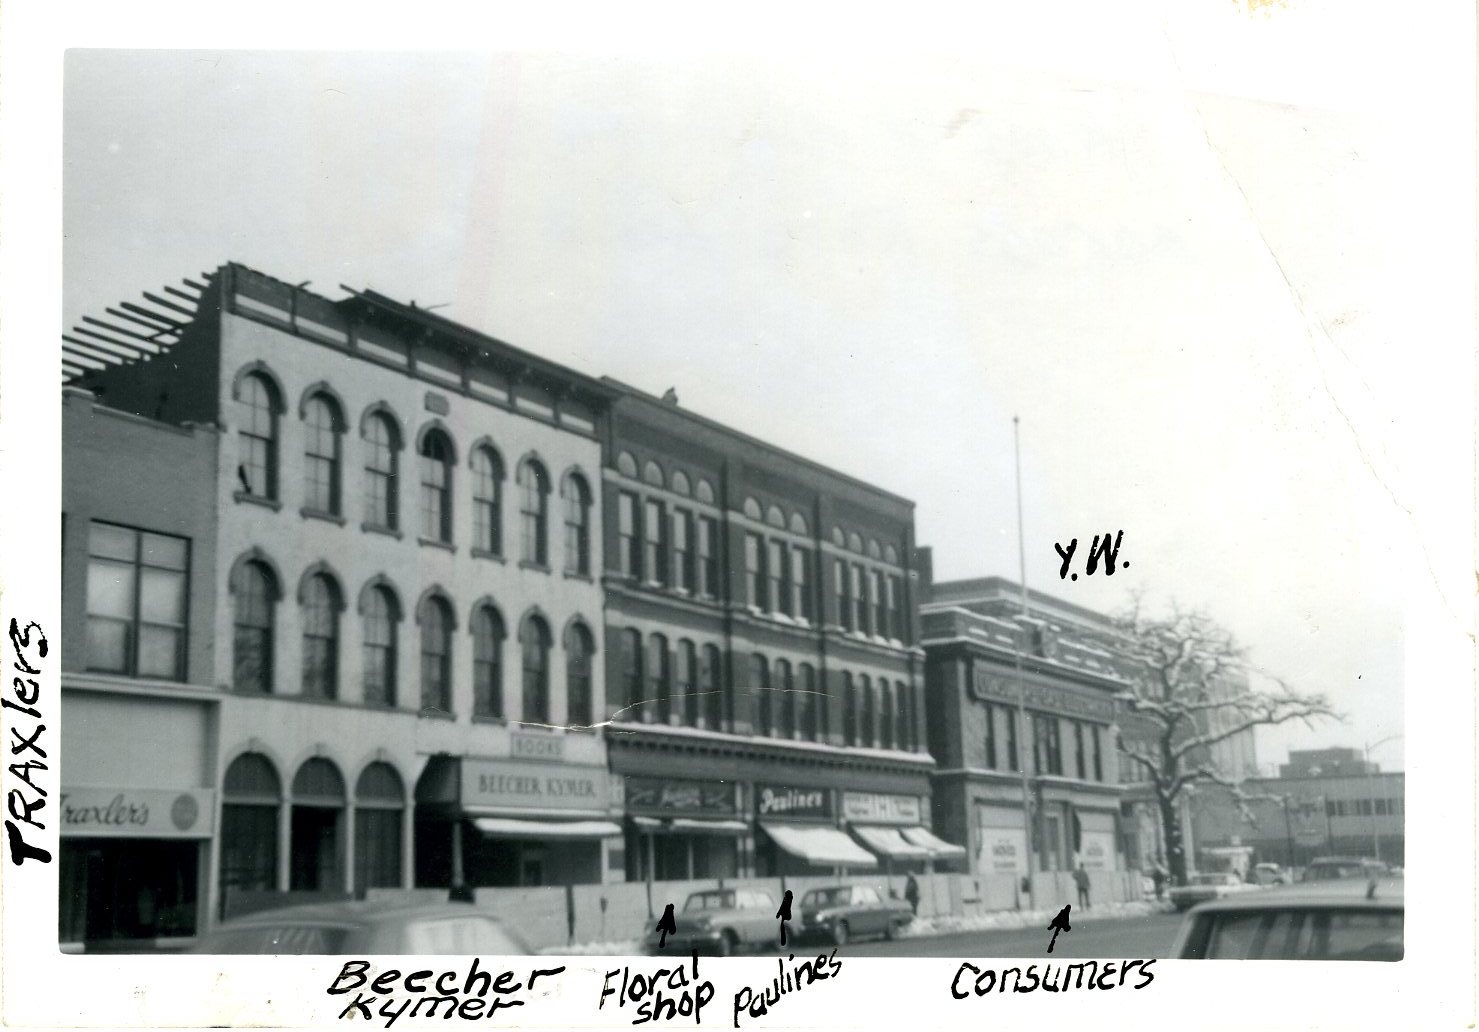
(1111, 598), (1340, 885)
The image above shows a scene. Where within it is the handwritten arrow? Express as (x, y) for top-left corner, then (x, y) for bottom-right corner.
(776, 890), (794, 947)
(655, 903), (677, 949)
(1046, 905), (1072, 954)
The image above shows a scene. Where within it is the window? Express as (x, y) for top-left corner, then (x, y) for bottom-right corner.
(1074, 722), (1087, 779)
(697, 517), (719, 598)
(643, 499), (667, 584)
(617, 628), (642, 716)
(232, 559), (276, 693)
(1033, 714), (1062, 776)
(879, 680), (893, 749)
(648, 634), (670, 723)
(364, 412), (400, 530)
(859, 674), (875, 746)
(518, 460), (550, 565)
(798, 663), (818, 741)
(354, 764), (404, 892)
(86, 522), (188, 680)
(471, 447), (504, 555)
(1006, 707), (1020, 771)
(887, 574), (904, 641)
(871, 569), (886, 636)
(520, 616), (552, 724)
(852, 565), (868, 633)
(303, 394), (343, 514)
(752, 655), (772, 736)
(792, 547), (811, 621)
(617, 492), (640, 577)
(237, 372), (279, 499)
(984, 703), (998, 769)
(565, 622), (594, 726)
(843, 673), (857, 746)
(419, 431), (454, 543)
(472, 605), (505, 719)
(362, 585), (398, 707)
(776, 660), (795, 738)
(897, 680), (912, 751)
(419, 596), (453, 714)
(767, 540), (788, 615)
(672, 510), (695, 592)
(221, 753), (281, 899)
(300, 573), (340, 700)
(700, 644), (723, 730)
(1092, 726), (1103, 781)
(745, 533), (766, 609)
(562, 474), (591, 575)
(835, 559), (852, 631)
(675, 639), (697, 726)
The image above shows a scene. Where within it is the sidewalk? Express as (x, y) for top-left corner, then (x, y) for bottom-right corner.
(544, 898), (1177, 955)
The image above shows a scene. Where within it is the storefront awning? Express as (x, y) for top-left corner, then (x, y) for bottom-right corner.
(901, 826), (968, 860)
(760, 822), (878, 869)
(473, 818), (623, 839)
(631, 816), (751, 835)
(853, 825), (933, 860)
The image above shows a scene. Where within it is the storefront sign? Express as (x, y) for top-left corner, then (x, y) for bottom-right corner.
(971, 671), (1115, 721)
(1078, 831), (1116, 871)
(977, 827), (1027, 873)
(463, 759), (610, 813)
(59, 787), (215, 839)
(511, 731), (564, 761)
(755, 782), (832, 820)
(626, 777), (736, 815)
(841, 792), (922, 825)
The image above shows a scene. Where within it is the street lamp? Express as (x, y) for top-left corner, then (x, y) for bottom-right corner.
(1363, 735), (1402, 864)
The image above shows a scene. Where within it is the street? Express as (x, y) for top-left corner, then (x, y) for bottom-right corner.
(835, 911), (1186, 959)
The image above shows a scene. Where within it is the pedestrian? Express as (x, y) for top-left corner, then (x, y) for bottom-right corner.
(1073, 864), (1091, 909)
(1151, 863), (1167, 902)
(904, 873), (920, 916)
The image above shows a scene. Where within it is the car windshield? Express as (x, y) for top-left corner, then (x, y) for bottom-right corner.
(685, 891), (735, 912)
(1189, 907), (1403, 960)
(200, 923), (355, 955)
(803, 888), (848, 908)
(1309, 863), (1365, 880)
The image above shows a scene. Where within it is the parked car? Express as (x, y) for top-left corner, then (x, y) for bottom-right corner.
(1250, 862), (1292, 886)
(189, 900), (531, 954)
(641, 888), (778, 956)
(797, 884), (914, 946)
(1169, 872), (1258, 911)
(1171, 876), (1403, 960)
(1301, 857), (1391, 882)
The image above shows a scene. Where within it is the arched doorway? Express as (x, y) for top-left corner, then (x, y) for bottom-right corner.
(290, 758), (346, 892)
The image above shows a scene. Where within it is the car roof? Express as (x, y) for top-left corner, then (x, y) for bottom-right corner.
(214, 900), (502, 929)
(1189, 877), (1404, 913)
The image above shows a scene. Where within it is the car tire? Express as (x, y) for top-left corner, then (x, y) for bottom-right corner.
(884, 919), (898, 941)
(716, 930), (737, 957)
(832, 921), (849, 947)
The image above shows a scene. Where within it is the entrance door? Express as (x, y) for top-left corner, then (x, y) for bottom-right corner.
(290, 806), (343, 891)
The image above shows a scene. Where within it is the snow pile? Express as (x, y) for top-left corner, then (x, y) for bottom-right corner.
(895, 899), (1175, 940)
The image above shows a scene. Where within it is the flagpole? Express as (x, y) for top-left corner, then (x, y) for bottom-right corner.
(1013, 416), (1036, 909)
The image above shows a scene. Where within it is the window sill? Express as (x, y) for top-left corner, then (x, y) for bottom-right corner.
(471, 548), (506, 563)
(518, 560), (551, 574)
(233, 491), (282, 512)
(562, 570), (594, 583)
(418, 708), (456, 721)
(300, 507), (346, 526)
(362, 522), (403, 540)
(417, 537), (457, 553)
(471, 713), (508, 726)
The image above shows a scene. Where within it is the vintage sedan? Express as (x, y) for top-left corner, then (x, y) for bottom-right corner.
(1168, 871), (1259, 911)
(1301, 857), (1391, 882)
(797, 884), (913, 946)
(641, 888), (778, 956)
(189, 899), (532, 954)
(1171, 877), (1403, 960)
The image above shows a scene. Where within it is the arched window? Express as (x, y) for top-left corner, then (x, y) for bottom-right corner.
(616, 451), (639, 478)
(842, 672), (857, 746)
(303, 393), (344, 514)
(798, 663), (818, 742)
(236, 372), (280, 499)
(300, 572), (341, 700)
(418, 595), (453, 714)
(676, 639), (697, 726)
(520, 615), (552, 724)
(471, 446), (504, 556)
(418, 430), (454, 543)
(221, 752), (281, 897)
(471, 604), (505, 719)
(642, 460), (665, 488)
(695, 479), (716, 505)
(671, 471), (691, 496)
(879, 680), (894, 750)
(617, 628), (642, 717)
(896, 680), (912, 751)
(362, 585), (398, 707)
(233, 560), (276, 693)
(364, 412), (401, 529)
(354, 763), (404, 892)
(859, 674), (875, 746)
(565, 622), (594, 726)
(518, 460), (550, 565)
(562, 473), (591, 575)
(290, 758), (346, 892)
(647, 633), (670, 724)
(700, 644), (722, 730)
(775, 659), (795, 739)
(752, 654), (772, 736)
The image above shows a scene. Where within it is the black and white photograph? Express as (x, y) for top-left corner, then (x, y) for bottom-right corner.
(0, 2), (1473, 1029)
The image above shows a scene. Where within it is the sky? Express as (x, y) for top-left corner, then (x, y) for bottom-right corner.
(56, 4), (1473, 772)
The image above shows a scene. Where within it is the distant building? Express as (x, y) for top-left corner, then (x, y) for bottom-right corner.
(1280, 747), (1378, 778)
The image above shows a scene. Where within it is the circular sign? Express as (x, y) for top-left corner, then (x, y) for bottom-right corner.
(171, 793), (200, 831)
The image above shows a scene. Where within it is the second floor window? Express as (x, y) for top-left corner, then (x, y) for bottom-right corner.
(617, 627), (642, 713)
(836, 560), (852, 631)
(472, 605), (505, 720)
(871, 569), (886, 637)
(842, 672), (857, 745)
(566, 623), (594, 726)
(745, 533), (765, 609)
(519, 460), (549, 565)
(791, 547), (811, 621)
(1091, 726), (1103, 781)
(776, 659), (795, 738)
(520, 616), (551, 724)
(852, 564), (868, 634)
(676, 639), (697, 725)
(617, 492), (640, 577)
(672, 509), (695, 592)
(562, 474), (591, 575)
(300, 573), (340, 699)
(697, 516), (719, 597)
(236, 372), (279, 499)
(86, 522), (189, 681)
(767, 540), (787, 615)
(418, 431), (453, 543)
(302, 394), (343, 514)
(984, 702), (998, 768)
(648, 633), (670, 723)
(232, 559), (276, 694)
(364, 413), (400, 530)
(1074, 722), (1087, 779)
(699, 643), (722, 730)
(859, 674), (875, 745)
(888, 574), (904, 641)
(896, 679), (912, 750)
(753, 654), (771, 736)
(878, 680), (893, 749)
(798, 663), (818, 741)
(471, 447), (503, 555)
(362, 586), (397, 707)
(643, 499), (667, 584)
(419, 597), (453, 714)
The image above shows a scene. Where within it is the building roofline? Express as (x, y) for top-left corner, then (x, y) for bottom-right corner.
(928, 575), (1117, 628)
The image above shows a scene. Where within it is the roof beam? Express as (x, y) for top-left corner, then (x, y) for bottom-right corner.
(121, 301), (185, 330)
(72, 326), (155, 356)
(141, 291), (196, 318)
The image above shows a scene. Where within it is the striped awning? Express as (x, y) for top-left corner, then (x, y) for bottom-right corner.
(902, 825), (968, 860)
(853, 825), (933, 860)
(760, 822), (878, 869)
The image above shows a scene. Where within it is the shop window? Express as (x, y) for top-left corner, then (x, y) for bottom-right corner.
(302, 392), (344, 515)
(644, 498), (668, 584)
(471, 445), (504, 555)
(676, 639), (697, 726)
(859, 674), (875, 746)
(697, 516), (719, 598)
(617, 491), (640, 577)
(290, 758), (346, 893)
(520, 615), (552, 724)
(648, 633), (671, 723)
(472, 604), (506, 719)
(418, 429), (455, 543)
(700, 643), (723, 730)
(562, 472), (591, 575)
(232, 558), (277, 693)
(798, 663), (818, 741)
(518, 459), (550, 566)
(300, 571), (342, 700)
(86, 521), (189, 681)
(753, 654), (772, 736)
(362, 584), (399, 707)
(843, 672), (857, 746)
(776, 659), (795, 738)
(236, 371), (280, 500)
(565, 621), (594, 726)
(221, 752), (282, 912)
(354, 763), (405, 892)
(419, 594), (454, 714)
(61, 839), (200, 945)
(363, 411), (401, 530)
